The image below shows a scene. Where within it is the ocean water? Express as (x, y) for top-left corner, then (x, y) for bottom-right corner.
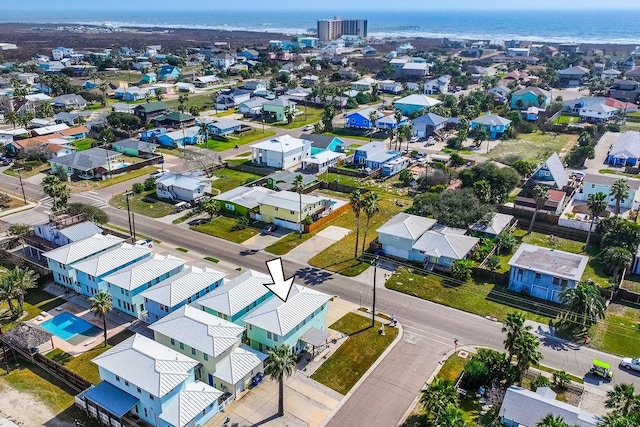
(1, 9), (640, 44)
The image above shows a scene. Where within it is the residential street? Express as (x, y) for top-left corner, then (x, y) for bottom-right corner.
(0, 162), (637, 427)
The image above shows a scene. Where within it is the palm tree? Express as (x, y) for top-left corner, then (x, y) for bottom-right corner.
(201, 199), (220, 219)
(600, 413), (640, 427)
(178, 92), (189, 113)
(559, 281), (606, 330)
(393, 109), (403, 150)
(0, 275), (17, 315)
(605, 384), (639, 416)
(265, 344), (296, 417)
(502, 311), (532, 363)
(199, 121), (210, 149)
(3, 111), (18, 129)
(419, 378), (457, 421)
(585, 192), (607, 248)
(98, 82), (108, 107)
(536, 414), (570, 427)
(386, 127), (396, 150)
(17, 112), (34, 129)
(350, 190), (364, 258)
(360, 192), (380, 255)
(603, 246), (633, 287)
(438, 404), (466, 427)
(368, 110), (378, 141)
(3, 267), (38, 315)
(610, 179), (630, 215)
(284, 104), (296, 125)
(528, 185), (549, 234)
(90, 290), (112, 347)
(293, 174), (305, 238)
(513, 332), (543, 377)
(42, 175), (62, 210)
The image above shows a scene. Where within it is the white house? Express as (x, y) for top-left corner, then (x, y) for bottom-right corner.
(155, 173), (211, 202)
(250, 135), (312, 169)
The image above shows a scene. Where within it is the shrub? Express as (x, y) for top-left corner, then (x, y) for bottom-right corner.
(553, 371), (570, 390)
(462, 359), (490, 390)
(232, 217), (250, 231)
(143, 177), (156, 191)
(487, 256), (500, 271)
(447, 136), (463, 150)
(449, 152), (465, 167)
(531, 375), (551, 391)
(132, 182), (144, 194)
(451, 259), (473, 281)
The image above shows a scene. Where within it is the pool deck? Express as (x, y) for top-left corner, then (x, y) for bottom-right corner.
(29, 284), (137, 356)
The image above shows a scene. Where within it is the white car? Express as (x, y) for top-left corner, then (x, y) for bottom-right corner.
(302, 124), (314, 131)
(150, 169), (169, 179)
(410, 136), (419, 143)
(134, 239), (153, 248)
(620, 357), (640, 372)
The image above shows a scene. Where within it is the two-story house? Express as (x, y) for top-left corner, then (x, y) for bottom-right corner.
(140, 266), (226, 323)
(72, 243), (153, 297)
(576, 173), (640, 211)
(344, 107), (383, 130)
(262, 98), (296, 122)
(243, 284), (331, 354)
(411, 112), (448, 139)
(149, 305), (266, 398)
(33, 220), (102, 250)
(352, 141), (401, 170)
(102, 254), (186, 319)
(250, 135), (312, 170)
(557, 66), (589, 87)
(155, 173), (211, 202)
(133, 101), (169, 124)
(80, 333), (221, 427)
(607, 79), (640, 103)
(470, 113), (512, 139)
(393, 94), (441, 116)
(510, 87), (551, 110)
(526, 153), (569, 190)
(43, 234), (123, 293)
(508, 243), (589, 302)
(258, 191), (330, 231)
(196, 269), (273, 325)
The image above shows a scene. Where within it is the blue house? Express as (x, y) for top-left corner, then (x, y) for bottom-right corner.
(72, 243), (153, 297)
(158, 65), (181, 81)
(42, 234), (124, 293)
(381, 157), (410, 177)
(140, 266), (226, 323)
(196, 269), (273, 325)
(140, 127), (167, 141)
(353, 141), (401, 169)
(376, 112), (408, 130)
(510, 87), (551, 110)
(411, 112), (448, 139)
(80, 333), (222, 427)
(208, 119), (243, 136)
(301, 133), (345, 153)
(393, 94), (441, 116)
(157, 126), (203, 148)
(139, 72), (157, 84)
(508, 243), (588, 302)
(344, 107), (382, 129)
(365, 149), (403, 170)
(606, 131), (640, 167)
(526, 153), (569, 190)
(470, 113), (512, 139)
(102, 254), (186, 319)
(243, 284), (331, 354)
(239, 48), (260, 60)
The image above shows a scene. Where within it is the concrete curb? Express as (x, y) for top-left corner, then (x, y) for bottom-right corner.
(396, 345), (477, 426)
(0, 201), (36, 218)
(320, 311), (404, 427)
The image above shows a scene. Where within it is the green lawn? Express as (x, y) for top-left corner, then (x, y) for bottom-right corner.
(598, 169), (637, 178)
(308, 197), (408, 276)
(271, 106), (324, 129)
(109, 71), (142, 83)
(483, 131), (577, 163)
(211, 168), (261, 193)
(165, 93), (214, 111)
(554, 115), (580, 125)
(213, 110), (237, 117)
(109, 189), (176, 218)
(265, 232), (315, 255)
(190, 215), (262, 243)
(45, 330), (135, 385)
(590, 302), (640, 357)
(0, 289), (65, 332)
(386, 266), (553, 323)
(69, 166), (159, 192)
(4, 161), (49, 178)
(623, 274), (640, 293)
(311, 312), (397, 395)
(436, 352), (468, 382)
(72, 138), (98, 151)
(202, 129), (276, 152)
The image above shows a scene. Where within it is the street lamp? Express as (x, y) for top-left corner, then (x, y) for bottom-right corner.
(14, 168), (27, 205)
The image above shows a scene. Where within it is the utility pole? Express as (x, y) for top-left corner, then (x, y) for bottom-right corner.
(125, 192), (133, 241)
(14, 168), (27, 205)
(371, 256), (378, 327)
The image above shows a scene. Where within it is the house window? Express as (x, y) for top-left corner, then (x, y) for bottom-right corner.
(535, 273), (541, 279)
(267, 331), (272, 339)
(273, 334), (279, 342)
(204, 353), (208, 361)
(561, 279), (568, 287)
(179, 342), (184, 350)
(275, 207), (278, 211)
(170, 338), (175, 346)
(149, 393), (154, 400)
(115, 375), (120, 382)
(553, 277), (560, 285)
(290, 210), (295, 215)
(144, 408), (148, 418)
(124, 380), (129, 386)
(191, 347), (196, 356)
(591, 184), (595, 188)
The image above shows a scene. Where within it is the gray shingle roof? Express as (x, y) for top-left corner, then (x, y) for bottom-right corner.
(412, 230), (479, 260)
(51, 147), (120, 172)
(471, 114), (512, 127)
(411, 112), (448, 127)
(113, 139), (159, 152)
(377, 213), (436, 241)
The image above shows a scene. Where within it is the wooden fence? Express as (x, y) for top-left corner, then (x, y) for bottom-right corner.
(0, 249), (52, 281)
(225, 162), (274, 176)
(472, 267), (509, 286)
(103, 154), (163, 178)
(327, 166), (368, 178)
(304, 202), (352, 233)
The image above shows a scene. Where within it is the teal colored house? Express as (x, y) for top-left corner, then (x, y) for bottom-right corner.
(508, 243), (588, 302)
(244, 284), (331, 354)
(470, 113), (512, 139)
(196, 269), (274, 324)
(112, 139), (159, 157)
(158, 65), (181, 81)
(102, 254), (186, 319)
(510, 87), (551, 110)
(81, 333), (222, 427)
(301, 133), (345, 152)
(139, 72), (157, 84)
(527, 153), (568, 190)
(393, 94), (441, 115)
(213, 186), (274, 216)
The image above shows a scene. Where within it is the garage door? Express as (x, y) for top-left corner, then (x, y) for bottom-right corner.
(550, 290), (561, 303)
(274, 218), (300, 231)
(383, 245), (410, 260)
(416, 130), (426, 139)
(531, 286), (549, 300)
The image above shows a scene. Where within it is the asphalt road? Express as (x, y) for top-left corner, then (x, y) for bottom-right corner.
(0, 168), (637, 426)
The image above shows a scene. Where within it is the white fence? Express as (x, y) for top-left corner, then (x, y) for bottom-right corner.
(558, 217), (593, 232)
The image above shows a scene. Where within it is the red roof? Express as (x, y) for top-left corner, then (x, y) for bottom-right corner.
(58, 126), (89, 136)
(547, 189), (565, 202)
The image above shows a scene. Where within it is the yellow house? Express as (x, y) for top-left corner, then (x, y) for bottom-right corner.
(259, 191), (328, 230)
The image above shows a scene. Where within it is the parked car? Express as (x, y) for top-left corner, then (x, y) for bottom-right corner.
(410, 136), (419, 143)
(134, 239), (153, 248)
(150, 169), (169, 179)
(571, 171), (585, 180)
(261, 224), (279, 235)
(620, 357), (640, 372)
(302, 124), (314, 131)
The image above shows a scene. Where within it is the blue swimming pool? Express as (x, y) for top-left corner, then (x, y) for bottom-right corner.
(40, 312), (95, 341)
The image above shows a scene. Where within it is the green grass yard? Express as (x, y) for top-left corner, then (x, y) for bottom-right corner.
(190, 215), (263, 243)
(484, 131), (577, 163)
(436, 352), (468, 382)
(202, 129), (276, 152)
(165, 93), (214, 111)
(72, 138), (98, 151)
(109, 189), (176, 218)
(0, 289), (65, 332)
(311, 312), (397, 395)
(210, 168), (261, 193)
(68, 166), (159, 192)
(4, 161), (49, 179)
(271, 106), (324, 129)
(590, 302), (640, 357)
(554, 115), (580, 125)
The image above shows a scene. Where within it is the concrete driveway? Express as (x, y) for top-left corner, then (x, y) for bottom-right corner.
(583, 132), (638, 179)
(286, 226), (351, 264)
(243, 228), (292, 250)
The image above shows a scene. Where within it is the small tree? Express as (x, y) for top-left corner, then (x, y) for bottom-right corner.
(132, 182), (144, 194)
(265, 344), (297, 417)
(528, 185), (549, 234)
(143, 177), (156, 191)
(201, 199), (220, 219)
(7, 223), (31, 236)
(451, 259), (473, 281)
(398, 168), (413, 185)
(552, 371), (570, 390)
(232, 217), (250, 231)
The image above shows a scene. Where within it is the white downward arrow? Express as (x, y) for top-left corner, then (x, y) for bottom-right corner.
(264, 258), (295, 302)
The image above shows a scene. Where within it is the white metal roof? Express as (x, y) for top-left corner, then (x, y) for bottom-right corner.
(376, 213), (436, 241)
(57, 221), (103, 242)
(42, 234), (123, 265)
(32, 123), (69, 136)
(243, 285), (331, 336)
(250, 135), (309, 152)
(156, 173), (209, 191)
(214, 186), (275, 210)
(92, 334), (198, 398)
(149, 305), (243, 358)
(259, 190), (326, 213)
(103, 254), (185, 291)
(140, 266), (226, 308)
(394, 94), (441, 107)
(158, 381), (222, 427)
(214, 345), (267, 385)
(72, 243), (152, 277)
(195, 269), (272, 317)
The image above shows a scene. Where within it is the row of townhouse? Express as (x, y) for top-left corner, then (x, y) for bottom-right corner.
(40, 231), (330, 427)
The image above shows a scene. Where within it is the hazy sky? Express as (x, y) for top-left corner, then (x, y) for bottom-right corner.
(7, 0), (640, 10)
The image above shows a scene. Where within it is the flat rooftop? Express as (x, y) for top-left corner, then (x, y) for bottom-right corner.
(508, 243), (589, 281)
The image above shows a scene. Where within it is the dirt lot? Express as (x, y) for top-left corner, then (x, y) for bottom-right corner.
(0, 381), (73, 427)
